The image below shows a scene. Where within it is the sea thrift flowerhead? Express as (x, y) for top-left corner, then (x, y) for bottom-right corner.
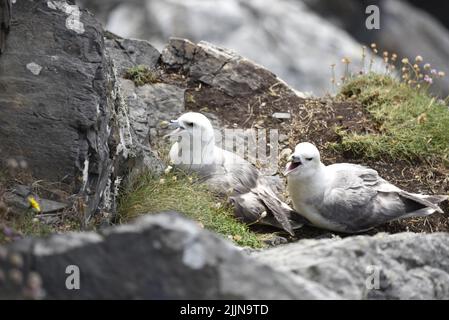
(424, 63), (431, 70)
(415, 55), (423, 63)
(401, 58), (409, 64)
(3, 227), (13, 237)
(431, 69), (437, 75)
(438, 71), (446, 77)
(370, 43), (377, 49)
(424, 75), (433, 84)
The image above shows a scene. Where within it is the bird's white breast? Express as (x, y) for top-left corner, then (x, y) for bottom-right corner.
(287, 175), (341, 230)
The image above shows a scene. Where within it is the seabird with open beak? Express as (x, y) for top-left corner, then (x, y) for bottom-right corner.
(166, 112), (306, 235)
(284, 142), (448, 233)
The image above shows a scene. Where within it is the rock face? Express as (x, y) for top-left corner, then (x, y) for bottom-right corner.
(253, 232), (449, 299)
(0, 213), (340, 299)
(0, 1), (166, 218)
(77, 0), (374, 94)
(0, 0), (122, 217)
(2, 212), (449, 299)
(104, 37), (165, 180)
(79, 0), (449, 96)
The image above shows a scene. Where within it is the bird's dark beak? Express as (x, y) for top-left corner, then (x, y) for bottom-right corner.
(284, 155), (302, 176)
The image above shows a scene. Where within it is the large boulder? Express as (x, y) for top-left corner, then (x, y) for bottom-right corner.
(253, 232), (449, 299)
(0, 212), (340, 299)
(2, 212), (449, 299)
(0, 0), (122, 217)
(0, 1), (166, 219)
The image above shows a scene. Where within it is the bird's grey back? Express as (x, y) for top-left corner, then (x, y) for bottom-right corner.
(315, 163), (430, 232)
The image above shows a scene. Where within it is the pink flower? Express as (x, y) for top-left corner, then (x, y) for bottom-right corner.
(424, 75), (433, 84)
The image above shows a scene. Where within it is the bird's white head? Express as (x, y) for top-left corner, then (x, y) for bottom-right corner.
(283, 142), (322, 179)
(167, 112), (215, 143)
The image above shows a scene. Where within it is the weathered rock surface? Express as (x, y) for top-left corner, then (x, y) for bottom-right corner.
(0, 0), (122, 218)
(105, 37), (165, 180)
(2, 212), (449, 299)
(79, 0), (449, 96)
(0, 213), (340, 299)
(252, 232), (449, 299)
(78, 0), (377, 94)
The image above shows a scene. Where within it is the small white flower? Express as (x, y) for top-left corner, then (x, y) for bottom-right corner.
(164, 165), (173, 174)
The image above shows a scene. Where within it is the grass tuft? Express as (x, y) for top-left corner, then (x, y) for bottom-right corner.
(335, 73), (449, 165)
(117, 170), (264, 248)
(124, 65), (159, 86)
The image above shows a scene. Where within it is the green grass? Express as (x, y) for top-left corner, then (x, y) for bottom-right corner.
(336, 73), (449, 164)
(124, 65), (159, 86)
(0, 207), (82, 245)
(118, 170), (264, 248)
(0, 212), (53, 244)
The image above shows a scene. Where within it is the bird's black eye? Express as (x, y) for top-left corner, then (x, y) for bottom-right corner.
(186, 122), (194, 127)
(306, 157), (313, 161)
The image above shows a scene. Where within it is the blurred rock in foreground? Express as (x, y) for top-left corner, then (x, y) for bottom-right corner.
(0, 213), (340, 299)
(2, 212), (449, 299)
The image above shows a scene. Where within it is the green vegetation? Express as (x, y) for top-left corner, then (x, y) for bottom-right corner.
(335, 73), (449, 165)
(124, 65), (159, 86)
(118, 170), (264, 248)
(0, 202), (82, 245)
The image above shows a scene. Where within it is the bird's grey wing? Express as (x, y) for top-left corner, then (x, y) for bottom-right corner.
(255, 183), (309, 234)
(319, 165), (435, 232)
(197, 161), (258, 196)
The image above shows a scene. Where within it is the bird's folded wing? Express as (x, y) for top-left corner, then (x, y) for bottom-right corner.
(255, 184), (295, 235)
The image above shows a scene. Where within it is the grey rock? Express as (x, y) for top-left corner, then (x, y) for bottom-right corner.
(105, 37), (160, 75)
(272, 112), (291, 120)
(0, 212), (340, 299)
(105, 38), (183, 179)
(79, 0), (376, 94)
(4, 192), (67, 214)
(162, 38), (291, 98)
(4, 185), (67, 214)
(0, 0), (123, 219)
(252, 232), (449, 299)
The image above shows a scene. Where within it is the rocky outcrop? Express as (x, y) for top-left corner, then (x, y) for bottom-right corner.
(77, 0), (374, 94)
(104, 36), (165, 181)
(0, 213), (340, 299)
(253, 232), (449, 299)
(2, 212), (449, 299)
(0, 1), (165, 219)
(79, 0), (449, 96)
(0, 0), (123, 218)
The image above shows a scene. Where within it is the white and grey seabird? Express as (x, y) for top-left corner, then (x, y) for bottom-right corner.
(284, 142), (448, 233)
(166, 112), (305, 235)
